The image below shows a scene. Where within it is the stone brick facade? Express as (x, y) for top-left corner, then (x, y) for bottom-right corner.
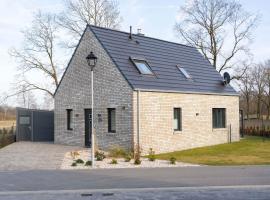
(54, 27), (239, 154)
(54, 27), (134, 150)
(133, 91), (239, 154)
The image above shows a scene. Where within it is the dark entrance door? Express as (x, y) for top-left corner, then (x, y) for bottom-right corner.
(84, 109), (92, 147)
(18, 115), (31, 141)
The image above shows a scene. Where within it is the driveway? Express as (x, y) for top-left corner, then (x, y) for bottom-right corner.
(0, 142), (84, 171)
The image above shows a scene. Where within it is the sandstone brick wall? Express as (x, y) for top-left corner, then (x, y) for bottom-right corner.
(133, 91), (239, 154)
(54, 27), (134, 150)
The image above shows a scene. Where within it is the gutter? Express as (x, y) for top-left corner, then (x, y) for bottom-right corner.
(137, 90), (140, 152)
(133, 88), (240, 97)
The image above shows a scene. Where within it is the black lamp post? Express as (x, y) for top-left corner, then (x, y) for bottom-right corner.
(86, 51), (97, 167)
(86, 51), (98, 71)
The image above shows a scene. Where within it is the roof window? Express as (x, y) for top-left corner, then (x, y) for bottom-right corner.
(177, 66), (192, 79)
(131, 58), (154, 75)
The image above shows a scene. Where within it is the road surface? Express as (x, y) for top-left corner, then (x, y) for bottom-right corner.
(0, 166), (270, 199)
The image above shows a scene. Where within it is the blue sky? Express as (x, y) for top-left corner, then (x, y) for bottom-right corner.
(0, 0), (270, 104)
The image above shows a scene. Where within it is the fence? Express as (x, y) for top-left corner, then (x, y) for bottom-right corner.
(0, 126), (16, 148)
(243, 126), (270, 137)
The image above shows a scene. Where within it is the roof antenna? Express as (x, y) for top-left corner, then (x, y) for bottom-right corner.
(129, 26), (132, 40)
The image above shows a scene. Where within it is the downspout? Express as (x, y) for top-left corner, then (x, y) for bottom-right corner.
(137, 90), (140, 152)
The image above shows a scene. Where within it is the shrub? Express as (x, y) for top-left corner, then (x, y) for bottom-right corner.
(95, 151), (106, 161)
(108, 146), (127, 158)
(0, 127), (15, 149)
(124, 155), (132, 162)
(85, 160), (92, 166)
(110, 159), (118, 164)
(76, 159), (84, 164)
(148, 148), (156, 161)
(134, 158), (141, 165)
(71, 162), (77, 167)
(170, 157), (176, 165)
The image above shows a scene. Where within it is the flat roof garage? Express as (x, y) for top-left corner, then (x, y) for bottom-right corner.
(16, 107), (54, 142)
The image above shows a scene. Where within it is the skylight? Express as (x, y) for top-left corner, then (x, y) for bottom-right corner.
(177, 66), (192, 79)
(131, 59), (153, 75)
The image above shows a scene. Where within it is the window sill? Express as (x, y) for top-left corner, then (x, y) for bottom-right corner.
(107, 132), (116, 135)
(173, 130), (182, 134)
(212, 128), (227, 131)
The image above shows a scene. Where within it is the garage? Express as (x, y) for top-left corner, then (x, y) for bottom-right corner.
(16, 107), (54, 142)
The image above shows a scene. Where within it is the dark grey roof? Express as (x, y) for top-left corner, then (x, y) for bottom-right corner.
(90, 25), (237, 95)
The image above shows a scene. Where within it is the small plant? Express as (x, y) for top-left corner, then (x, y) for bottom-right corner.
(76, 159), (84, 164)
(110, 159), (118, 164)
(134, 158), (141, 165)
(70, 151), (80, 160)
(148, 148), (156, 161)
(71, 162), (77, 167)
(170, 157), (176, 165)
(134, 145), (141, 165)
(124, 155), (132, 162)
(108, 145), (127, 158)
(85, 160), (92, 166)
(95, 151), (106, 161)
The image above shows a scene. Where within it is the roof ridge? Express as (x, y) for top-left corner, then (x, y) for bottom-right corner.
(87, 24), (196, 49)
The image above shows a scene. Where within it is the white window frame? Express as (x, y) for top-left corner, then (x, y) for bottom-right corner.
(130, 58), (154, 75)
(177, 66), (192, 79)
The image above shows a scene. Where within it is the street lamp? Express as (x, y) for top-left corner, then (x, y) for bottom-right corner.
(86, 51), (98, 168)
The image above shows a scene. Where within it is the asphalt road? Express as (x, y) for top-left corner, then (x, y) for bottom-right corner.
(0, 166), (270, 199)
(0, 166), (270, 191)
(1, 186), (270, 200)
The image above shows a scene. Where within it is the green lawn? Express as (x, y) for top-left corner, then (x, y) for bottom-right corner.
(155, 136), (270, 166)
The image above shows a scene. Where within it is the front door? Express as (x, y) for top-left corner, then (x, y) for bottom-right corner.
(84, 109), (92, 147)
(18, 115), (32, 141)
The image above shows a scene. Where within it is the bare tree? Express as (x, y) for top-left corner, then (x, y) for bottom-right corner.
(252, 64), (266, 119)
(175, 0), (259, 75)
(9, 11), (61, 98)
(16, 88), (38, 109)
(262, 60), (270, 119)
(58, 0), (122, 47)
(238, 67), (253, 120)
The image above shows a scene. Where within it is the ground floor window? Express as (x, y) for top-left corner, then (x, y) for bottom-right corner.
(67, 109), (73, 130)
(173, 108), (182, 131)
(108, 108), (116, 133)
(212, 108), (226, 128)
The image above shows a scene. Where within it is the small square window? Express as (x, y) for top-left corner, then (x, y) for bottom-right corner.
(177, 66), (192, 79)
(131, 58), (154, 75)
(212, 108), (226, 128)
(19, 116), (30, 125)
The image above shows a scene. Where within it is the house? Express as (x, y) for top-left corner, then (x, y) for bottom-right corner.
(54, 25), (239, 154)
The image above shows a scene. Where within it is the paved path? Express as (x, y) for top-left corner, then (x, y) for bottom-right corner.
(0, 166), (270, 191)
(0, 142), (84, 171)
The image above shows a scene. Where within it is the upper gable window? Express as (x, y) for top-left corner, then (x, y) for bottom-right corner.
(177, 66), (192, 79)
(131, 59), (154, 75)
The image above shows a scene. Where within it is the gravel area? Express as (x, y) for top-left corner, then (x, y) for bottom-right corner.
(61, 150), (200, 169)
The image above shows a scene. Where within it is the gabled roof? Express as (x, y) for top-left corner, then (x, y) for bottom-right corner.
(89, 25), (238, 95)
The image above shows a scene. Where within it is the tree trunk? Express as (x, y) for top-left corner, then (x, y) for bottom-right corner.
(246, 98), (250, 120)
